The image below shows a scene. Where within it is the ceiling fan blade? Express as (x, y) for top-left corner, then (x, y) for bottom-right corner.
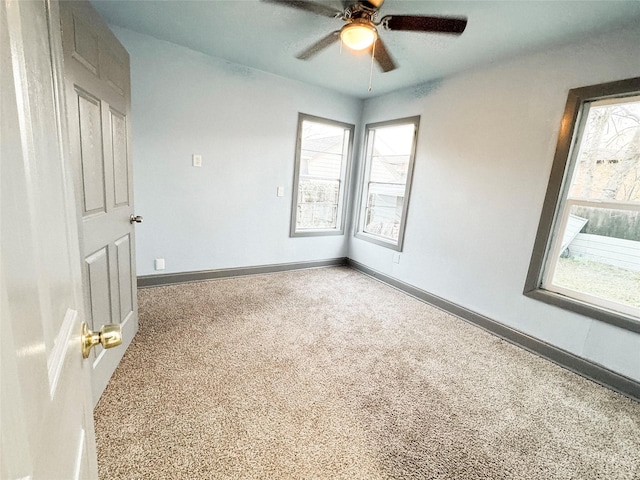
(296, 31), (341, 60)
(373, 38), (396, 72)
(261, 0), (342, 18)
(381, 15), (467, 35)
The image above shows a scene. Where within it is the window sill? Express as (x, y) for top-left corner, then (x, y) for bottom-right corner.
(523, 287), (640, 334)
(354, 231), (402, 251)
(290, 229), (345, 238)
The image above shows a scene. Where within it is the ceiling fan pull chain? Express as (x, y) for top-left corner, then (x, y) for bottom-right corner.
(368, 40), (376, 92)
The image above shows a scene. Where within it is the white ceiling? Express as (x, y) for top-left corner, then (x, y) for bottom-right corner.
(91, 0), (640, 99)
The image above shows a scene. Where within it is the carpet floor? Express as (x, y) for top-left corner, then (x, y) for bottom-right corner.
(94, 267), (640, 479)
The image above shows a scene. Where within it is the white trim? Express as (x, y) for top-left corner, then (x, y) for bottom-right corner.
(546, 284), (640, 318)
(592, 93), (640, 108)
(564, 198), (640, 211)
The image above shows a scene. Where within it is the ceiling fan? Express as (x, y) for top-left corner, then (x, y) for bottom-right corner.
(262, 0), (468, 72)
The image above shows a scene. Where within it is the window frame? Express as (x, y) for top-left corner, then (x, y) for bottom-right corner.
(290, 113), (355, 237)
(524, 77), (640, 334)
(355, 116), (420, 251)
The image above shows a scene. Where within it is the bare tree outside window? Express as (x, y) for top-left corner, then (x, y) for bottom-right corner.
(571, 102), (640, 202)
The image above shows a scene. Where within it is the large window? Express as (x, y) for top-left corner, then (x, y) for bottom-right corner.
(356, 116), (420, 251)
(290, 114), (354, 236)
(525, 78), (640, 332)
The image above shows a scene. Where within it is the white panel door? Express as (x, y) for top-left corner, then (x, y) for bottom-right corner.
(60, 0), (139, 405)
(1, 0), (98, 477)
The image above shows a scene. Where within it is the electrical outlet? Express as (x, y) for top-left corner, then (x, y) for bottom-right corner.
(192, 154), (202, 167)
(155, 258), (166, 270)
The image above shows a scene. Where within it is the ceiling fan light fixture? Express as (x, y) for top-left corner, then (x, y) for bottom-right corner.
(340, 22), (378, 51)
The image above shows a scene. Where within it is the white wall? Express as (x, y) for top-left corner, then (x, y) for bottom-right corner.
(112, 27), (362, 276)
(350, 25), (640, 381)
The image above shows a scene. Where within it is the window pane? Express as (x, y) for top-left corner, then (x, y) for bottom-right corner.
(301, 120), (347, 155)
(552, 205), (640, 310)
(296, 178), (339, 230)
(569, 98), (640, 203)
(300, 150), (343, 179)
(372, 124), (415, 156)
(370, 155), (410, 183)
(297, 203), (338, 229)
(363, 183), (405, 241)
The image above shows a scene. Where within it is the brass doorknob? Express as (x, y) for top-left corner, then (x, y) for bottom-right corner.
(81, 322), (122, 358)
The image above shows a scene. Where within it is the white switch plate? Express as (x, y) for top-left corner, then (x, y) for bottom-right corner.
(392, 253), (401, 264)
(192, 154), (202, 167)
(155, 258), (166, 270)
(277, 186), (284, 197)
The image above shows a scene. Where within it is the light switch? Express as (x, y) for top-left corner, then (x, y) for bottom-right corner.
(392, 253), (401, 264)
(192, 154), (202, 167)
(155, 258), (165, 270)
(277, 186), (284, 197)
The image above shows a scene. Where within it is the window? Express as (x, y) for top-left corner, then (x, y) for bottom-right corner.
(356, 116), (420, 251)
(290, 114), (354, 236)
(525, 78), (640, 332)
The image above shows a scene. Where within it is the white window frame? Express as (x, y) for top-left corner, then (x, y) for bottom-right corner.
(290, 113), (354, 237)
(355, 116), (420, 251)
(524, 77), (640, 333)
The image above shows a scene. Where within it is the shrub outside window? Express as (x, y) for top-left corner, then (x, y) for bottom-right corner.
(525, 78), (640, 332)
(356, 116), (420, 251)
(290, 114), (354, 236)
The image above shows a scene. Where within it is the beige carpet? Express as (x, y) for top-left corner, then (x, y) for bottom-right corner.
(94, 267), (640, 479)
